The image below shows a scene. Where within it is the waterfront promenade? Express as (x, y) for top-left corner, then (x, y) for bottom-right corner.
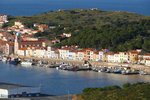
(15, 55), (150, 74)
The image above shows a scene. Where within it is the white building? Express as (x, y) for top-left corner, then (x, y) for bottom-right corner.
(46, 46), (59, 59)
(99, 51), (104, 61)
(58, 48), (70, 59)
(145, 59), (150, 66)
(68, 50), (77, 60)
(106, 52), (114, 63)
(0, 83), (40, 98)
(76, 50), (85, 61)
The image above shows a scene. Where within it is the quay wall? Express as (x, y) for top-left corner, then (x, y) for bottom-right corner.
(14, 55), (150, 73)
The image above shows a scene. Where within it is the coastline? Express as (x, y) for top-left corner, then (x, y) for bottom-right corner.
(13, 55), (150, 74)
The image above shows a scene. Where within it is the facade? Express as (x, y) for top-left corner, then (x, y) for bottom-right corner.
(118, 52), (129, 63)
(14, 21), (25, 29)
(93, 52), (99, 61)
(106, 52), (114, 63)
(145, 59), (150, 66)
(84, 48), (95, 61)
(99, 51), (104, 61)
(76, 50), (85, 61)
(128, 50), (140, 63)
(58, 48), (70, 59)
(0, 14), (8, 26)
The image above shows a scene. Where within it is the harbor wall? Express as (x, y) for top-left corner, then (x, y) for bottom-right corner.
(13, 55), (150, 73)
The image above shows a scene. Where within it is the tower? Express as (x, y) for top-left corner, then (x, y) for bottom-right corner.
(14, 32), (21, 55)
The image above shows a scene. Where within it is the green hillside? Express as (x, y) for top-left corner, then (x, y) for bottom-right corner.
(75, 83), (150, 100)
(5, 9), (150, 52)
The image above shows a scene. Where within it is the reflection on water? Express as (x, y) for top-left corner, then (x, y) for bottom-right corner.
(0, 62), (150, 95)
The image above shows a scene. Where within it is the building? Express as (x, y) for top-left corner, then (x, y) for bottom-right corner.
(98, 50), (104, 61)
(0, 40), (14, 55)
(106, 52), (114, 63)
(14, 21), (25, 29)
(0, 14), (8, 26)
(37, 24), (48, 32)
(14, 33), (47, 56)
(118, 52), (129, 63)
(68, 50), (77, 60)
(93, 51), (99, 61)
(76, 49), (85, 61)
(145, 59), (150, 66)
(63, 33), (72, 38)
(128, 50), (140, 63)
(0, 83), (40, 98)
(58, 48), (70, 59)
(84, 48), (95, 61)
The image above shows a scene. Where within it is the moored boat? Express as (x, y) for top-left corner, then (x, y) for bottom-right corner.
(21, 61), (33, 66)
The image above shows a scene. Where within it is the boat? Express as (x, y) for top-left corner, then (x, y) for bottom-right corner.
(2, 57), (7, 62)
(139, 71), (148, 75)
(21, 61), (33, 66)
(9, 58), (21, 65)
(121, 69), (139, 75)
(113, 69), (122, 74)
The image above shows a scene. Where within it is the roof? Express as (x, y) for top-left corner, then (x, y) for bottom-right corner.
(144, 54), (150, 56)
(0, 82), (30, 90)
(106, 52), (114, 55)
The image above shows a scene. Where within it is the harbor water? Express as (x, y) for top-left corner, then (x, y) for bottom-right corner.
(0, 62), (150, 95)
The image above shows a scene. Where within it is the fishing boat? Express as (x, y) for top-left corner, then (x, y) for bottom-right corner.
(2, 57), (7, 62)
(21, 61), (33, 66)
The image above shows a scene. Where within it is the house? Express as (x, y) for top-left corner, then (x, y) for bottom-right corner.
(14, 33), (47, 56)
(76, 49), (85, 61)
(14, 21), (25, 29)
(98, 50), (104, 61)
(119, 52), (129, 63)
(113, 53), (119, 63)
(145, 59), (150, 66)
(139, 54), (150, 64)
(0, 14), (8, 23)
(68, 50), (77, 60)
(106, 52), (114, 63)
(63, 33), (72, 38)
(0, 14), (8, 26)
(114, 52), (129, 63)
(84, 48), (95, 61)
(93, 51), (99, 61)
(46, 46), (59, 59)
(0, 40), (14, 55)
(37, 24), (48, 32)
(128, 50), (140, 63)
(0, 32), (14, 41)
(58, 48), (70, 60)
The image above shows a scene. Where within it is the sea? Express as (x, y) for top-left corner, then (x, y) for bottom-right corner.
(0, 0), (150, 16)
(0, 62), (150, 95)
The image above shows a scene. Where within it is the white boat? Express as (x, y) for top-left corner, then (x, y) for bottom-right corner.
(21, 61), (32, 66)
(2, 57), (7, 62)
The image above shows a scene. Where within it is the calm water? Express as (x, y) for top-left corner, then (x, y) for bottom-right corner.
(0, 62), (150, 95)
(0, 0), (150, 16)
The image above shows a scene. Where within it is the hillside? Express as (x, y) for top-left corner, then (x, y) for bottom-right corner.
(75, 83), (150, 100)
(5, 9), (150, 52)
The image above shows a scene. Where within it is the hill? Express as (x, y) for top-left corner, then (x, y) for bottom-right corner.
(5, 9), (150, 52)
(74, 83), (150, 100)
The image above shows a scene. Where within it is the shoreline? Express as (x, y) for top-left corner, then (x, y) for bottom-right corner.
(13, 55), (150, 74)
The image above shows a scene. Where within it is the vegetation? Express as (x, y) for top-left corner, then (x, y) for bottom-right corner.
(75, 83), (150, 100)
(5, 9), (150, 52)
